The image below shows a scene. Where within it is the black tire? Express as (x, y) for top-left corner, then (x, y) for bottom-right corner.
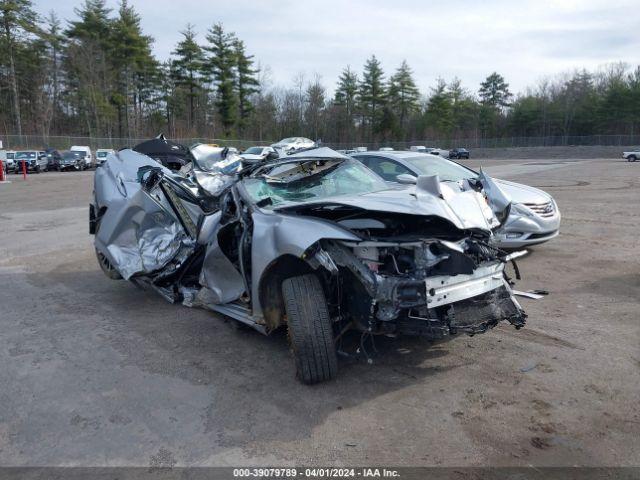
(96, 248), (122, 280)
(282, 274), (338, 384)
(629, 155), (637, 162)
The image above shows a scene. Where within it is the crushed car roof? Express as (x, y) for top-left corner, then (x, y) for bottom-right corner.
(285, 146), (351, 160)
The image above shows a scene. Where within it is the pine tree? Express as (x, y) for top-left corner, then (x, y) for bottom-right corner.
(478, 72), (511, 138)
(333, 66), (358, 142)
(8, 33), (47, 136)
(424, 78), (454, 136)
(43, 10), (64, 134)
(358, 55), (386, 140)
(0, 0), (38, 136)
(387, 60), (420, 133)
(204, 22), (237, 136)
(304, 77), (325, 140)
(233, 38), (259, 135)
(448, 78), (478, 136)
(65, 0), (114, 135)
(67, 0), (111, 44)
(334, 66), (358, 116)
(171, 24), (205, 131)
(479, 72), (512, 110)
(110, 0), (156, 137)
(159, 60), (180, 135)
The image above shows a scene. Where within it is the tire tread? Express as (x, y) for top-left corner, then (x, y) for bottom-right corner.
(282, 274), (338, 384)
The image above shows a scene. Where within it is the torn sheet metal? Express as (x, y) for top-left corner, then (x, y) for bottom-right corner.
(513, 289), (550, 300)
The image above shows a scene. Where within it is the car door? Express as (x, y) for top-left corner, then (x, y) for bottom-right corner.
(355, 156), (414, 182)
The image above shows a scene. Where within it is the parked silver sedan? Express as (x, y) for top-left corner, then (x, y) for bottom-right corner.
(270, 137), (315, 153)
(351, 151), (561, 248)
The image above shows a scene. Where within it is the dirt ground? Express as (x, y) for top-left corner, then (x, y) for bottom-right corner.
(0, 157), (638, 467)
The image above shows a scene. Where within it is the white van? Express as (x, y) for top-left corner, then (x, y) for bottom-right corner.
(95, 148), (116, 165)
(70, 146), (93, 169)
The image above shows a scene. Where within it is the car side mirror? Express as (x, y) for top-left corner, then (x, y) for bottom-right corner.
(396, 173), (417, 184)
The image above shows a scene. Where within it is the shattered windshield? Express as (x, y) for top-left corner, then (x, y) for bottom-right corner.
(404, 155), (477, 182)
(243, 159), (387, 207)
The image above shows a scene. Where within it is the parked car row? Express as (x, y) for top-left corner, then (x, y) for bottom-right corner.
(1, 146), (116, 174)
(336, 145), (470, 159)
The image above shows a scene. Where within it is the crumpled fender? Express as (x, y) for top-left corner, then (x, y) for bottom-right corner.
(250, 210), (360, 319)
(94, 150), (194, 279)
(478, 168), (512, 226)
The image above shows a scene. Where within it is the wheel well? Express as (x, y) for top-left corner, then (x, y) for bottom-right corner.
(258, 254), (315, 331)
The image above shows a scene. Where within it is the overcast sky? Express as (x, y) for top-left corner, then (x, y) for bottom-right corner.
(33, 0), (640, 96)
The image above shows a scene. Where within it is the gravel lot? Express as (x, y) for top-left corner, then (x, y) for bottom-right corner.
(0, 158), (638, 467)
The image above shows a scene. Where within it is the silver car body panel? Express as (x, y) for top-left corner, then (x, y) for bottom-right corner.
(94, 150), (192, 279)
(249, 210), (360, 319)
(95, 150), (195, 279)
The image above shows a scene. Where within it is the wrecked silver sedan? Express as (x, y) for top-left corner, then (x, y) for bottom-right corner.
(90, 138), (526, 384)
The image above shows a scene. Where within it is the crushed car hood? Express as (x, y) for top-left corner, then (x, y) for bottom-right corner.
(275, 180), (501, 233)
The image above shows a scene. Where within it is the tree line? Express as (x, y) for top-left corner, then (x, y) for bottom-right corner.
(2, 0), (640, 145)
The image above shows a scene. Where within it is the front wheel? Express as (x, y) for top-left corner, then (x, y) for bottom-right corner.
(629, 155), (637, 162)
(96, 248), (123, 280)
(282, 274), (338, 384)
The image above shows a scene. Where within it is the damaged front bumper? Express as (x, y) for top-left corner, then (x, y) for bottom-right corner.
(425, 262), (505, 308)
(374, 262), (526, 338)
(316, 240), (527, 340)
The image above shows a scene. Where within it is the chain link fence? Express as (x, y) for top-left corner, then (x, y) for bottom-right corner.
(1, 134), (638, 152)
(0, 135), (271, 151)
(326, 135), (640, 151)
